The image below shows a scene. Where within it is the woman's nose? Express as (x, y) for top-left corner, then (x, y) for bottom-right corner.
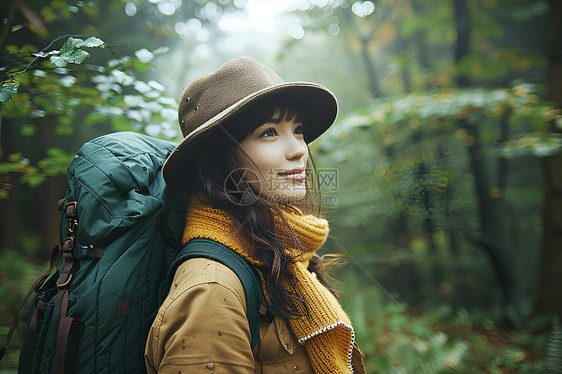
(286, 136), (307, 160)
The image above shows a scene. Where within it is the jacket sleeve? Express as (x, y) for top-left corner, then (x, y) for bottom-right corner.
(145, 258), (255, 374)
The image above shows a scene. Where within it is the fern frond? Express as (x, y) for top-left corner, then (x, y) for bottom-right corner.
(545, 315), (562, 374)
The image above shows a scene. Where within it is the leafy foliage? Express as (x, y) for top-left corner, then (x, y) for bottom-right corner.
(288, 0), (549, 96)
(318, 85), (559, 228)
(338, 268), (551, 373)
(48, 36), (104, 67)
(0, 0), (243, 189)
(0, 35), (178, 187)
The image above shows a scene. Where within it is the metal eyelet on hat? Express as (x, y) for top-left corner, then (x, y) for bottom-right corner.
(193, 106), (199, 112)
(185, 97), (190, 103)
(180, 120), (185, 125)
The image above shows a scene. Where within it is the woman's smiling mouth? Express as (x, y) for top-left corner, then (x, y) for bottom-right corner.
(278, 167), (306, 181)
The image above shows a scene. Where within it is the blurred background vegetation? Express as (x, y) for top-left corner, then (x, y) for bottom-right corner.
(1, 0), (562, 372)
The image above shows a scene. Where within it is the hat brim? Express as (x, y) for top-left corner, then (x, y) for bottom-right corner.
(163, 82), (338, 190)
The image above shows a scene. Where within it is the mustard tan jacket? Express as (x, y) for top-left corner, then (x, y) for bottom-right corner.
(145, 257), (367, 373)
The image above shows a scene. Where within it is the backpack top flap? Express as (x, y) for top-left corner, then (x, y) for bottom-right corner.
(65, 132), (178, 247)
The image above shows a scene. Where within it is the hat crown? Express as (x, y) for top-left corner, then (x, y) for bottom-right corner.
(178, 57), (284, 137)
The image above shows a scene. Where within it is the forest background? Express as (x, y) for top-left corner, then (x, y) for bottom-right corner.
(1, 0), (562, 372)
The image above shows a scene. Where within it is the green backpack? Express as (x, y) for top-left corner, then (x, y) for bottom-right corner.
(1, 132), (263, 373)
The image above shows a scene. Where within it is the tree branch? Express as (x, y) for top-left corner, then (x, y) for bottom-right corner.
(0, 0), (18, 53)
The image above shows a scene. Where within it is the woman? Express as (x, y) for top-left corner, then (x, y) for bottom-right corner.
(145, 57), (366, 373)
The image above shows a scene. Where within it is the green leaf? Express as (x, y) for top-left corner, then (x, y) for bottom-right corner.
(111, 116), (134, 132)
(79, 36), (104, 48)
(50, 55), (69, 67)
(40, 6), (58, 22)
(59, 37), (82, 55)
(0, 84), (19, 103)
(108, 56), (132, 68)
(21, 172), (46, 188)
(134, 60), (151, 72)
(50, 49), (90, 67)
(123, 95), (145, 107)
(32, 50), (57, 58)
(69, 49), (90, 63)
(20, 124), (36, 136)
(135, 48), (154, 63)
(49, 36), (101, 67)
(79, 2), (98, 17)
(0, 161), (22, 174)
(152, 46), (170, 55)
(84, 111), (108, 125)
(38, 147), (74, 176)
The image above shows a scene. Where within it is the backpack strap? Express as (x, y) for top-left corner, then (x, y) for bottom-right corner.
(164, 238), (264, 350)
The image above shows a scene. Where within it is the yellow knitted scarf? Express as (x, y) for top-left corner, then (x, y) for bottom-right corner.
(182, 198), (356, 373)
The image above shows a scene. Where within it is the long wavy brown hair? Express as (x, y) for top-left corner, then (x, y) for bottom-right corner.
(181, 97), (341, 319)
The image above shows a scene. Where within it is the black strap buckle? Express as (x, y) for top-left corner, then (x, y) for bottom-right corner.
(258, 304), (278, 323)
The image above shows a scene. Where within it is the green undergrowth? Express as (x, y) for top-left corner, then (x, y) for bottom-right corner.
(340, 272), (557, 373)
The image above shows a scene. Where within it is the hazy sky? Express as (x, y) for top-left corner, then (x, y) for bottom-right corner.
(222, 0), (293, 34)
(218, 0), (305, 46)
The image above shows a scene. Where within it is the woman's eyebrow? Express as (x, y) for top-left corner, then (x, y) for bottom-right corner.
(265, 116), (283, 124)
(265, 116), (304, 125)
(256, 114), (304, 130)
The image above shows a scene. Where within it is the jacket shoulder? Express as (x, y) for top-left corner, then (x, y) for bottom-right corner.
(167, 257), (247, 310)
(146, 258), (255, 372)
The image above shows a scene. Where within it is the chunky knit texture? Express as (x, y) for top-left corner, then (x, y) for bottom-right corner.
(182, 198), (356, 373)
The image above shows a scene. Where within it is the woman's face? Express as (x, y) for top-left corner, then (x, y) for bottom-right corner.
(234, 109), (309, 203)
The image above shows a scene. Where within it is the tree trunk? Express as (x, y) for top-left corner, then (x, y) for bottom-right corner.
(453, 0), (471, 87)
(466, 120), (528, 325)
(533, 0), (562, 319)
(341, 9), (384, 98)
(410, 0), (431, 89)
(36, 118), (65, 258)
(453, 0), (527, 325)
(0, 108), (18, 251)
(359, 35), (384, 98)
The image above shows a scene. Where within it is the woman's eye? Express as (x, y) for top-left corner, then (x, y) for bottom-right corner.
(261, 128), (277, 137)
(294, 126), (304, 135)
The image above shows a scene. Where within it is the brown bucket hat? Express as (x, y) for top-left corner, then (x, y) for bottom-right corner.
(163, 56), (338, 189)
